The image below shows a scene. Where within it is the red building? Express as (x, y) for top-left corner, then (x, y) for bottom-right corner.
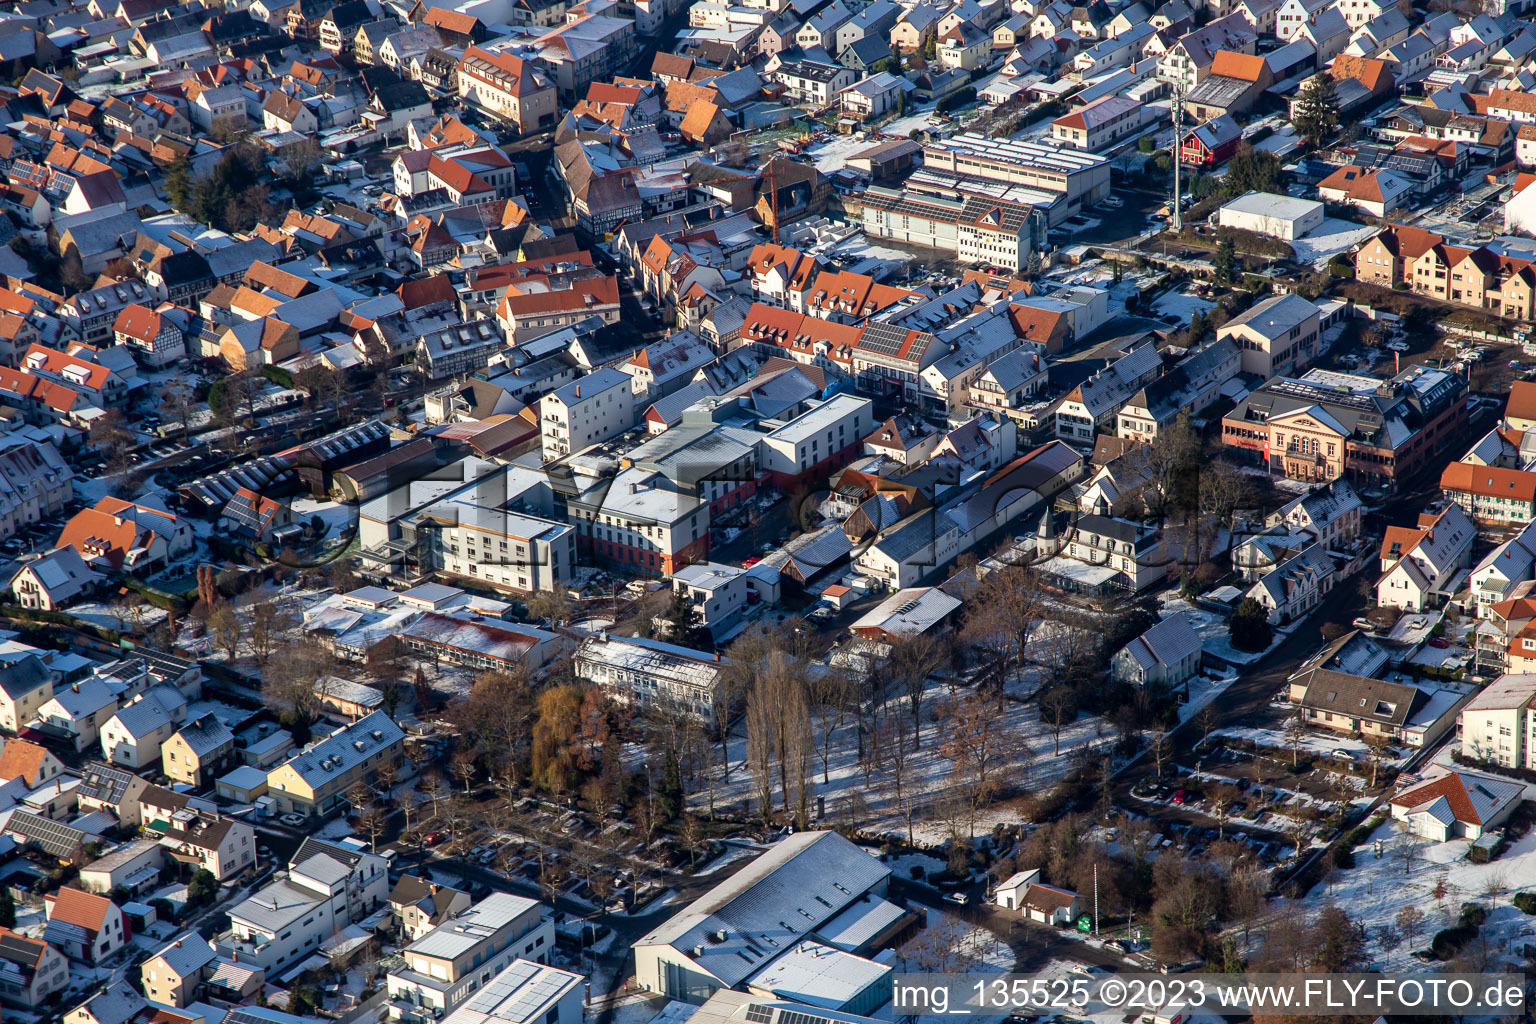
(1180, 115), (1243, 166)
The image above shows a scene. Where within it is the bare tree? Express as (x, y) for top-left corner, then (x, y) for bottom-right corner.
(451, 748), (479, 792)
(889, 631), (943, 749)
(1197, 703), (1217, 745)
(962, 563), (1045, 678)
(1150, 730), (1170, 779)
(1365, 734), (1392, 789)
(1040, 686), (1076, 756)
(358, 803), (388, 852)
(808, 671), (853, 784)
(1284, 711), (1308, 768)
(937, 692), (1028, 837)
(418, 771), (448, 821)
(1394, 828), (1420, 877)
(745, 677), (776, 823)
(206, 602), (243, 662)
(880, 714), (918, 844)
(1396, 904), (1425, 945)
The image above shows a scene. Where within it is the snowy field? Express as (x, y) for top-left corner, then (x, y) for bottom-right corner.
(692, 676), (1119, 844)
(1291, 220), (1378, 267)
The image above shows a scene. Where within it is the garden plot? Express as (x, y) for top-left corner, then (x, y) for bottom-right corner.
(1298, 815), (1536, 972)
(1150, 288), (1216, 323)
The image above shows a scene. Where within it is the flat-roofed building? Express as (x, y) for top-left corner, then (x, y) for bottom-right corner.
(632, 831), (891, 1004)
(575, 632), (727, 723)
(387, 894), (553, 1020)
(438, 960), (584, 1024)
(920, 133), (1111, 211)
(1217, 190), (1325, 240)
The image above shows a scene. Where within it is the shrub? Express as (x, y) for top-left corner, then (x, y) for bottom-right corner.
(936, 87), (977, 113)
(1514, 892), (1536, 914)
(910, 865), (925, 879)
(261, 365), (293, 389)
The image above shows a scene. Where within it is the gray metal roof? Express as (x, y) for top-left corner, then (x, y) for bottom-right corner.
(633, 831), (889, 988)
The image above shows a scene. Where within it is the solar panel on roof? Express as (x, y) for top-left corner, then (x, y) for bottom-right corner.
(855, 321), (909, 357)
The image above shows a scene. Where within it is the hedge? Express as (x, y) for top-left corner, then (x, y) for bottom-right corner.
(261, 365), (294, 389)
(937, 87), (977, 113)
(1514, 892), (1536, 914)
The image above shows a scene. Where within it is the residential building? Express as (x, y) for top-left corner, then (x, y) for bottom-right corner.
(0, 655), (52, 733)
(1389, 769), (1523, 841)
(1050, 96), (1147, 151)
(44, 887), (126, 965)
(540, 367), (636, 460)
(100, 687), (186, 769)
(391, 876), (473, 942)
(437, 960), (584, 1024)
(219, 839), (389, 974)
(161, 713), (236, 787)
(1217, 293), (1321, 379)
(386, 893), (553, 1020)
(1354, 225), (1536, 319)
(263, 711), (405, 820)
(1376, 503), (1475, 611)
(457, 48), (558, 132)
(1109, 613), (1204, 690)
(0, 927), (69, 1010)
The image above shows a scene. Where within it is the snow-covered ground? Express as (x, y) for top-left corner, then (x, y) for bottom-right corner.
(808, 132), (879, 173)
(1151, 287), (1216, 323)
(1291, 220), (1378, 267)
(691, 676), (1118, 844)
(1158, 595), (1297, 667)
(1299, 814), (1536, 971)
(290, 496), (358, 541)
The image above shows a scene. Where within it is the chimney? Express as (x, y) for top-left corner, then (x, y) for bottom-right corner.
(575, 385), (581, 398)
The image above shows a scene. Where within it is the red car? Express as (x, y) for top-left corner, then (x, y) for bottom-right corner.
(424, 831), (447, 846)
(742, 557), (761, 568)
(1428, 637), (1450, 648)
(1171, 790), (1188, 804)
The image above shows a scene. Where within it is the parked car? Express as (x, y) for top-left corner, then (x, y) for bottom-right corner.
(1171, 789), (1188, 804)
(424, 830), (448, 846)
(943, 891), (970, 906)
(1428, 637), (1450, 648)
(280, 813), (307, 827)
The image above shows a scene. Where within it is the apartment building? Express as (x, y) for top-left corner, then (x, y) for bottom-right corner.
(1356, 225), (1536, 319)
(219, 839), (389, 974)
(386, 893), (553, 1022)
(1050, 96), (1147, 151)
(457, 46), (558, 133)
(757, 395), (875, 488)
(264, 711), (405, 820)
(1460, 674), (1536, 768)
(540, 367), (636, 461)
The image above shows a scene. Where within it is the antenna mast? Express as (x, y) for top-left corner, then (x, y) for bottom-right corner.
(1172, 84), (1185, 234)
